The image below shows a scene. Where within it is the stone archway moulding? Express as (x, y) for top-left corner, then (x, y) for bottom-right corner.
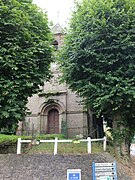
(39, 99), (66, 134)
(39, 99), (66, 115)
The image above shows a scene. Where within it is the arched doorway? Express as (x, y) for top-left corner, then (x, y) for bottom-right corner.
(48, 109), (59, 134)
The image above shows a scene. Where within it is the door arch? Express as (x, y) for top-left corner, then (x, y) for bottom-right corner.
(48, 109), (59, 134)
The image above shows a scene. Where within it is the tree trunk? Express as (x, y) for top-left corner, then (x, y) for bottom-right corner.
(113, 113), (130, 157)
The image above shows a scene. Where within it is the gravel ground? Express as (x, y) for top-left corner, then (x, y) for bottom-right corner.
(0, 152), (132, 180)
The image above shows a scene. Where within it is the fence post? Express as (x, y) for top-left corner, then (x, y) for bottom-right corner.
(87, 137), (91, 154)
(54, 137), (58, 155)
(17, 138), (21, 155)
(103, 136), (107, 151)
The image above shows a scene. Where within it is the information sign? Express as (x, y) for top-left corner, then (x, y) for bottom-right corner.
(92, 161), (117, 180)
(67, 169), (81, 180)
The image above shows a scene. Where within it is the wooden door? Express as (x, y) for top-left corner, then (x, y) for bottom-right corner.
(48, 109), (59, 134)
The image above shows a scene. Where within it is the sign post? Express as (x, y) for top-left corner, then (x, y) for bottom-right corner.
(92, 161), (117, 180)
(67, 169), (81, 180)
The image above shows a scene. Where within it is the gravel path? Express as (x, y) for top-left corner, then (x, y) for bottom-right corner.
(0, 152), (132, 180)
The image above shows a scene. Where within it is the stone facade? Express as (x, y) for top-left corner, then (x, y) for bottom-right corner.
(18, 24), (88, 138)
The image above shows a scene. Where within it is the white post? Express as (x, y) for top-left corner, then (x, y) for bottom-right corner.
(103, 136), (107, 151)
(17, 138), (21, 155)
(54, 137), (58, 155)
(87, 137), (91, 154)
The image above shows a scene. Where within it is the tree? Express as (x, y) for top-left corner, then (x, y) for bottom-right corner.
(59, 0), (135, 156)
(0, 0), (53, 132)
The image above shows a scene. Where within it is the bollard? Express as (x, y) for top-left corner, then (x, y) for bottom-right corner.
(87, 137), (91, 154)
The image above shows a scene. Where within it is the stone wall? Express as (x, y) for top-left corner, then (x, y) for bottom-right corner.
(0, 142), (17, 154)
(0, 142), (29, 154)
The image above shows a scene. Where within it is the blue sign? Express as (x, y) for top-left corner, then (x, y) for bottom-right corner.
(69, 173), (80, 179)
(67, 169), (81, 180)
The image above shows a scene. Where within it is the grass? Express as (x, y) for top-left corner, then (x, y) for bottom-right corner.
(0, 133), (65, 144)
(0, 134), (22, 144)
(0, 134), (32, 144)
(27, 141), (104, 154)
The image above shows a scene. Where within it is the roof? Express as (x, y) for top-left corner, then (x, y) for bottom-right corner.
(51, 23), (64, 35)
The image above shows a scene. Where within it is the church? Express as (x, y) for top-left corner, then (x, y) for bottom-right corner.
(17, 23), (103, 138)
(24, 23), (88, 138)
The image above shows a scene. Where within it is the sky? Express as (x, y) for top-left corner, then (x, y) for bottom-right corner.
(33, 0), (75, 27)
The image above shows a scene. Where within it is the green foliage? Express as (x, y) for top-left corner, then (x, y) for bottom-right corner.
(0, 134), (18, 143)
(104, 127), (113, 141)
(0, 134), (65, 144)
(0, 134), (32, 144)
(0, 0), (53, 130)
(0, 124), (18, 134)
(59, 0), (135, 154)
(132, 136), (135, 143)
